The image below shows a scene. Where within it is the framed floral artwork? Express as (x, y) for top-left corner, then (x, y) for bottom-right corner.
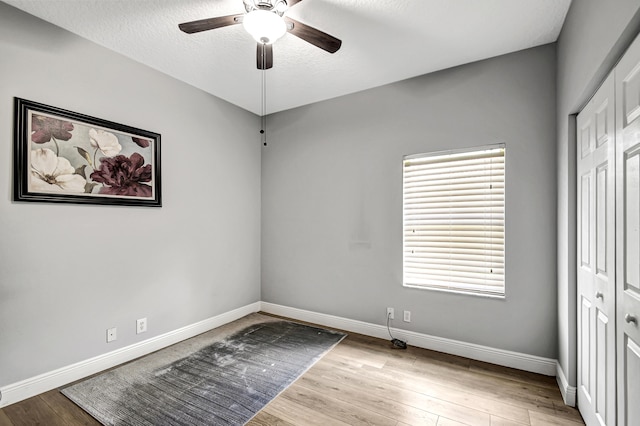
(13, 98), (161, 207)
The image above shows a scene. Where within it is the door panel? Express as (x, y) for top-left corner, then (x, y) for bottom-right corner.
(577, 72), (616, 426)
(624, 337), (640, 425)
(622, 64), (640, 125)
(596, 105), (610, 148)
(581, 173), (591, 268)
(624, 150), (639, 289)
(615, 32), (640, 426)
(596, 164), (608, 275)
(582, 122), (593, 158)
(581, 296), (592, 399)
(595, 309), (609, 422)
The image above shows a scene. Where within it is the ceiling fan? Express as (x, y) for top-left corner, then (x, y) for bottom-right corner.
(179, 0), (342, 70)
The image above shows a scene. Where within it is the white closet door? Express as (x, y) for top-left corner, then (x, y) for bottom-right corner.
(577, 72), (616, 426)
(615, 32), (640, 426)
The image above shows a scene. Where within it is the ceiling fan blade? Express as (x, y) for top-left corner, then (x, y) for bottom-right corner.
(287, 0), (304, 6)
(284, 17), (341, 53)
(257, 43), (273, 70)
(178, 14), (243, 34)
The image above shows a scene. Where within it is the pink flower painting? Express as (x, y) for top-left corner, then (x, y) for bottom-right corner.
(16, 98), (160, 206)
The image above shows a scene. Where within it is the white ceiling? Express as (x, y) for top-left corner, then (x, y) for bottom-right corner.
(3, 0), (571, 115)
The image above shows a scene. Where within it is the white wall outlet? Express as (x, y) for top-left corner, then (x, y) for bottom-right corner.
(387, 307), (394, 320)
(137, 318), (147, 334)
(107, 327), (117, 343)
(404, 310), (411, 322)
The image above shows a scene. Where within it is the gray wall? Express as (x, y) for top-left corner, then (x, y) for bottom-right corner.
(262, 45), (558, 358)
(7, 0), (639, 393)
(0, 3), (261, 386)
(556, 0), (640, 387)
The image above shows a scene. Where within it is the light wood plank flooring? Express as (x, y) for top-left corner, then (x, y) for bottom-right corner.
(0, 317), (584, 425)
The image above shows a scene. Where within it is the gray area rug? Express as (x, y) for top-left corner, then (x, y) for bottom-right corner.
(62, 313), (346, 425)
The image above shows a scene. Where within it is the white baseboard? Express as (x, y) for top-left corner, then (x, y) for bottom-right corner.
(556, 362), (577, 407)
(0, 302), (261, 408)
(260, 302), (558, 376)
(0, 301), (564, 409)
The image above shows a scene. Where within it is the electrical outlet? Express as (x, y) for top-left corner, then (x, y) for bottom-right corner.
(404, 310), (411, 322)
(137, 318), (147, 334)
(387, 307), (394, 320)
(107, 327), (117, 343)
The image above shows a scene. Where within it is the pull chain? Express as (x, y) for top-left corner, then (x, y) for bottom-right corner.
(260, 43), (267, 147)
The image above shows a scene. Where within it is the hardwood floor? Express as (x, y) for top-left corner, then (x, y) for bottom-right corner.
(0, 319), (584, 425)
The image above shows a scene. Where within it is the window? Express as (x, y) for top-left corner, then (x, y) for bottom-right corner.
(402, 145), (505, 297)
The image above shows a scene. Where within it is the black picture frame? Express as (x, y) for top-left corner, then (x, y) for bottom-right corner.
(14, 98), (161, 207)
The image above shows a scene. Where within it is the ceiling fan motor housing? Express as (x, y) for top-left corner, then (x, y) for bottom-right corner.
(243, 0), (288, 16)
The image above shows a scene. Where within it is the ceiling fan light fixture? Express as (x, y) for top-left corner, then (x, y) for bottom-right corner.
(243, 9), (286, 44)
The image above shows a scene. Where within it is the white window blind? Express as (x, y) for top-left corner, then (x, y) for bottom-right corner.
(403, 146), (505, 297)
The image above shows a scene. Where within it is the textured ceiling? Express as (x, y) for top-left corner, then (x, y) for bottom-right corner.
(3, 0), (571, 115)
